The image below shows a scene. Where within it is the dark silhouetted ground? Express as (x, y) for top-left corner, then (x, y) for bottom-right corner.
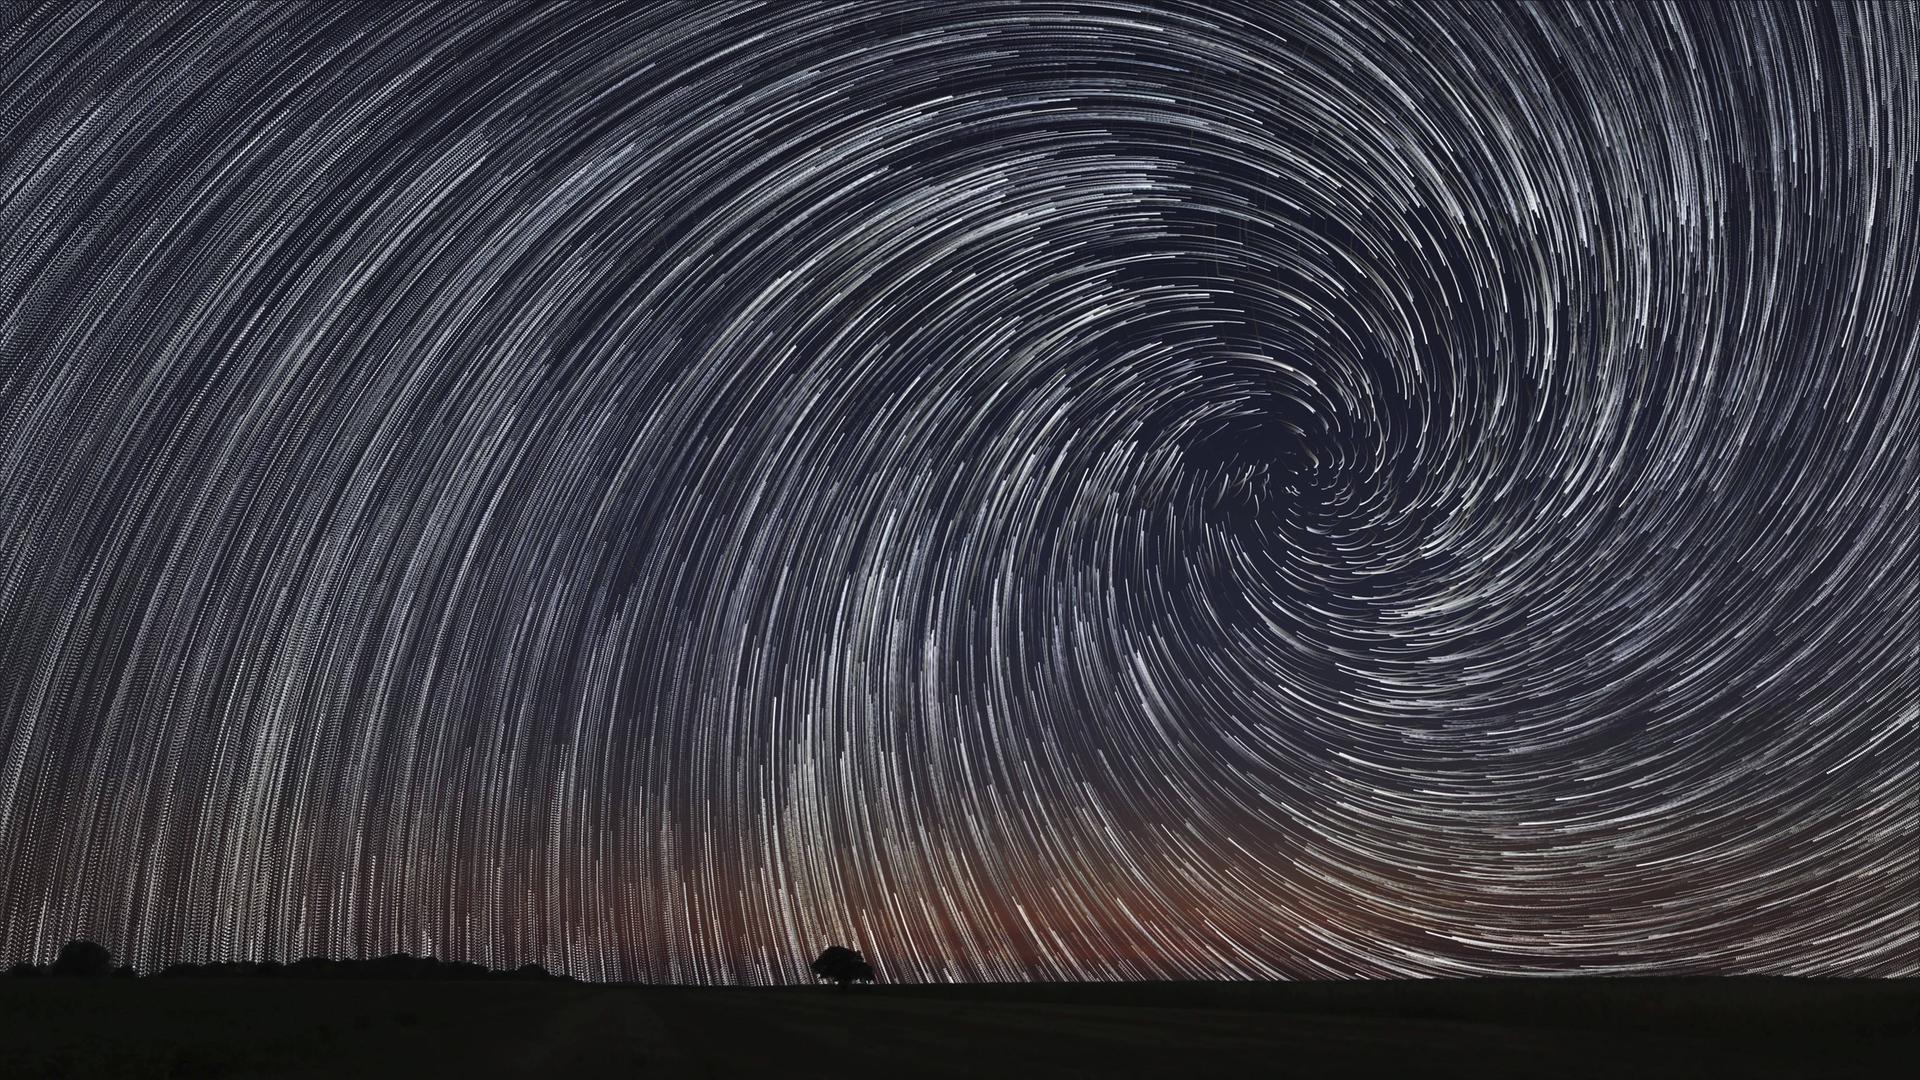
(0, 976), (1913, 1077)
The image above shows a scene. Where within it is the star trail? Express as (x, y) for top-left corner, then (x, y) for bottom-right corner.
(2, 1), (1916, 984)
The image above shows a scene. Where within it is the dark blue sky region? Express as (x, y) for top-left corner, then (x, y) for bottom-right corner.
(0, 1), (1915, 982)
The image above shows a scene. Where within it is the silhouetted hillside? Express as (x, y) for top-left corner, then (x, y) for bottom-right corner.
(0, 972), (1913, 1078)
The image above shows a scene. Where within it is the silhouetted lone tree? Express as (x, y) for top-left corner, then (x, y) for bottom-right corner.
(50, 940), (114, 977)
(810, 945), (874, 988)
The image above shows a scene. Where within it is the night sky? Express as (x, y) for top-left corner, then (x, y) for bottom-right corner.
(1, 1), (1915, 984)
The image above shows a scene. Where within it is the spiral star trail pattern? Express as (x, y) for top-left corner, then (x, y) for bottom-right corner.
(1, 1), (1916, 984)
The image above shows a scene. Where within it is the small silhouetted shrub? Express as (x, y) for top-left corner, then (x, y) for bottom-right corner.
(810, 945), (877, 987)
(50, 940), (114, 977)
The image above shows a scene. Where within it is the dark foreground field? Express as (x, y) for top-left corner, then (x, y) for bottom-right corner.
(2, 976), (1914, 1078)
